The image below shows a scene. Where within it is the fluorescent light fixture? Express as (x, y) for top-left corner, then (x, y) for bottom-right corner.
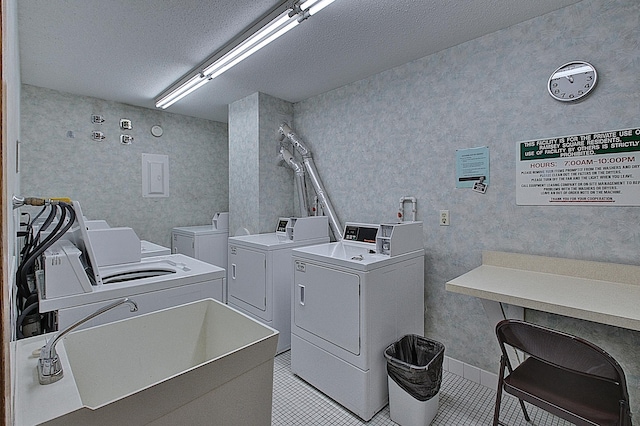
(300, 0), (335, 15)
(155, 0), (335, 109)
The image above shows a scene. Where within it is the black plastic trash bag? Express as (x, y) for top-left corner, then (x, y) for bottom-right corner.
(384, 334), (445, 402)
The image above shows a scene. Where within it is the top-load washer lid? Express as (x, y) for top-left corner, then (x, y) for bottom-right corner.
(71, 201), (103, 286)
(40, 253), (226, 312)
(100, 265), (175, 284)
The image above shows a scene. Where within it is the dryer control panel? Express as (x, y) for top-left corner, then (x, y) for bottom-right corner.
(343, 224), (378, 243)
(376, 221), (423, 256)
(276, 216), (329, 241)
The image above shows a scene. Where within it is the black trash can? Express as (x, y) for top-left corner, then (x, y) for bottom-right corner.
(384, 334), (445, 426)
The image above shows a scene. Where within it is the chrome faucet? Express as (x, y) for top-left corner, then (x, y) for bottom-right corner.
(37, 297), (138, 385)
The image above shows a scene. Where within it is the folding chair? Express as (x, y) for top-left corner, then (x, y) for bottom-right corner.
(493, 319), (633, 426)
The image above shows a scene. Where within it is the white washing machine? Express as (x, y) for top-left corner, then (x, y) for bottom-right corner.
(172, 225), (228, 270)
(227, 216), (329, 354)
(38, 202), (226, 331)
(291, 222), (425, 421)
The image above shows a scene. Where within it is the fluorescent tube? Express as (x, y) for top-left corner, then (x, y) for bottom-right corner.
(300, 0), (335, 15)
(203, 12), (298, 78)
(208, 20), (299, 80)
(156, 76), (208, 109)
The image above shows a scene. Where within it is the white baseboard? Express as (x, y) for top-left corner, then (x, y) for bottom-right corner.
(443, 355), (498, 390)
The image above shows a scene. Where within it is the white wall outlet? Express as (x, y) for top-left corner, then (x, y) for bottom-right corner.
(440, 210), (450, 226)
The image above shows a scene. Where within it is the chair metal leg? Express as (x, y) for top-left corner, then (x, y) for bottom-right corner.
(493, 356), (506, 426)
(494, 355), (531, 425)
(518, 398), (531, 422)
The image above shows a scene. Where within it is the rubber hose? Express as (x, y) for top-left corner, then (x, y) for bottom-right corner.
(16, 205), (57, 298)
(17, 204), (75, 305)
(18, 205), (66, 296)
(16, 302), (38, 340)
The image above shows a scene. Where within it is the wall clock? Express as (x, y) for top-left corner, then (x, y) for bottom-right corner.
(547, 61), (597, 102)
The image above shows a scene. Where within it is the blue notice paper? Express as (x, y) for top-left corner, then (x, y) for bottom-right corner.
(456, 146), (489, 191)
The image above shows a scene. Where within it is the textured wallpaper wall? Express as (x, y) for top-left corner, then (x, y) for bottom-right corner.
(20, 85), (229, 247)
(292, 0), (640, 411)
(228, 92), (294, 235)
(257, 93), (295, 233)
(229, 93), (261, 235)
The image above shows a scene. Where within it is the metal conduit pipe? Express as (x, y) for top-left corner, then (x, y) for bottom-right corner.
(278, 145), (310, 217)
(279, 123), (310, 157)
(279, 123), (343, 240)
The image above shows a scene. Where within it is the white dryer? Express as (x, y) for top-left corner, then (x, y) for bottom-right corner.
(227, 216), (329, 354)
(291, 222), (425, 421)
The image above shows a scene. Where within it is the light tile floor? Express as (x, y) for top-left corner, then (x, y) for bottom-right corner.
(272, 350), (571, 425)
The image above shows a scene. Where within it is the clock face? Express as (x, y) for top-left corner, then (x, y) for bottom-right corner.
(548, 61), (597, 102)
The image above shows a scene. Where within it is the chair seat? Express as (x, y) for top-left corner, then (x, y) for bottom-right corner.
(504, 357), (623, 426)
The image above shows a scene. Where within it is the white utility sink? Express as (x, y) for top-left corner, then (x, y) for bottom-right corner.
(14, 298), (279, 425)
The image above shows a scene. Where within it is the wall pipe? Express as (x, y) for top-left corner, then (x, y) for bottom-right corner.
(398, 196), (417, 222)
(279, 123), (343, 240)
(278, 145), (310, 217)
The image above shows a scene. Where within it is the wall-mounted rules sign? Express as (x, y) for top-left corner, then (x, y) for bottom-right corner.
(516, 127), (640, 206)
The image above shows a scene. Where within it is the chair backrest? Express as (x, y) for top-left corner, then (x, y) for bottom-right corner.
(496, 319), (627, 387)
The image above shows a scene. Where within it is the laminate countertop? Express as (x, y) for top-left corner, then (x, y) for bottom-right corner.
(446, 251), (640, 331)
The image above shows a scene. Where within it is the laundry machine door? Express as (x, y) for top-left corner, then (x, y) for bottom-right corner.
(293, 261), (360, 355)
(228, 246), (267, 311)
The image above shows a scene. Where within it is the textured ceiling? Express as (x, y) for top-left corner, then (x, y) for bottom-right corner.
(18, 0), (583, 123)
